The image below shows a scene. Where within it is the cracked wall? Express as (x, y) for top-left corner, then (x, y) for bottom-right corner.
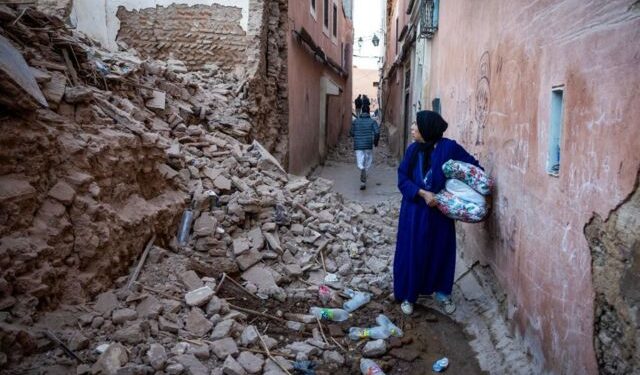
(585, 171), (640, 374)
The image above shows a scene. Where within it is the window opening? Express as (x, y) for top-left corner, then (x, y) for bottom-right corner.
(547, 88), (565, 176)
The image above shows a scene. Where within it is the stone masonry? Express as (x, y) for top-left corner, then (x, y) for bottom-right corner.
(116, 3), (248, 70)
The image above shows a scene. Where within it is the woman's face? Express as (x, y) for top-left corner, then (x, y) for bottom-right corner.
(411, 122), (424, 143)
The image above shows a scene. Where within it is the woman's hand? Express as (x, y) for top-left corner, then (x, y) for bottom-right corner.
(419, 189), (437, 207)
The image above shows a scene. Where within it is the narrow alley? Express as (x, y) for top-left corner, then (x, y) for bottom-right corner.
(1, 1), (639, 375)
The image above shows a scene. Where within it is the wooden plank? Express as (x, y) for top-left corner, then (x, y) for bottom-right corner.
(126, 234), (156, 290)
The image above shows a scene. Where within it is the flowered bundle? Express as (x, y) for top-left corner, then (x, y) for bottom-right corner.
(435, 160), (493, 223)
(435, 190), (488, 223)
(441, 159), (493, 195)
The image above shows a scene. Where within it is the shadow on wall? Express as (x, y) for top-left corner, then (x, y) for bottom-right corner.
(585, 169), (640, 374)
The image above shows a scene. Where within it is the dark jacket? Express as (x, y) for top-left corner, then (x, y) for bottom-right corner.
(355, 96), (363, 109)
(362, 96), (371, 107)
(350, 113), (380, 150)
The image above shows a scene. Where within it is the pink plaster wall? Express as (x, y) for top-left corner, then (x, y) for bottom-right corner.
(287, 0), (353, 175)
(427, 0), (640, 372)
(381, 0), (411, 158)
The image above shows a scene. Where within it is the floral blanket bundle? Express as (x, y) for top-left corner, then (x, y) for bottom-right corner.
(435, 160), (493, 223)
(441, 159), (493, 195)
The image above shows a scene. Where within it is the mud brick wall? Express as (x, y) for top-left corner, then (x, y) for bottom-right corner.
(116, 3), (248, 70)
(242, 0), (288, 167)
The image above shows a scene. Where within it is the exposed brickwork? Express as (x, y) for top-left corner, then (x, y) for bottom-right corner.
(245, 0), (289, 167)
(116, 3), (248, 70)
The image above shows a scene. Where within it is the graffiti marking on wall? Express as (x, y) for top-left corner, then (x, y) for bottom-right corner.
(475, 51), (491, 145)
(503, 122), (530, 174)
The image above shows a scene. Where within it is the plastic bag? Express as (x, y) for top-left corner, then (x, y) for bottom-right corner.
(435, 190), (488, 223)
(442, 159), (492, 195)
(445, 179), (486, 206)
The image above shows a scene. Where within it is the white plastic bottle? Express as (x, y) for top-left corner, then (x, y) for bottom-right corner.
(376, 314), (403, 337)
(348, 326), (390, 340)
(343, 289), (372, 312)
(360, 358), (386, 375)
(309, 307), (350, 322)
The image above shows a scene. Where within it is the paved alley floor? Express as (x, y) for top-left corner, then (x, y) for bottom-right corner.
(313, 131), (401, 204)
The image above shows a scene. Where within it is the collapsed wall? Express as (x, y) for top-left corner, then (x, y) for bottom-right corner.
(585, 170), (640, 374)
(0, 6), (188, 322)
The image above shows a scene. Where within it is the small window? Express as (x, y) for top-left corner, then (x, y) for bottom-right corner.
(432, 98), (441, 114)
(310, 0), (316, 19)
(547, 88), (565, 176)
(324, 0), (330, 29)
(332, 3), (338, 38)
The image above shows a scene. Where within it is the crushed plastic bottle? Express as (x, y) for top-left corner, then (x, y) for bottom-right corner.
(309, 307), (350, 322)
(360, 358), (386, 375)
(177, 208), (194, 246)
(318, 285), (333, 305)
(343, 289), (371, 312)
(376, 314), (404, 337)
(348, 326), (390, 340)
(432, 357), (449, 372)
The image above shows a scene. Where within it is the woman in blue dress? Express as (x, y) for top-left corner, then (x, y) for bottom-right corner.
(394, 110), (481, 315)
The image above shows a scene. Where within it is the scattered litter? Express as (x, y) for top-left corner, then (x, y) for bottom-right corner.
(309, 307), (350, 322)
(432, 357), (449, 372)
(348, 326), (390, 340)
(376, 314), (403, 337)
(343, 289), (371, 312)
(360, 358), (386, 374)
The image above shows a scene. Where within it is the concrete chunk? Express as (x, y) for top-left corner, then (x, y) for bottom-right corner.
(185, 286), (214, 306)
(175, 354), (208, 375)
(236, 249), (262, 271)
(210, 319), (234, 340)
(186, 308), (213, 337)
(210, 337), (238, 359)
(112, 308), (137, 324)
(180, 270), (204, 291)
(223, 355), (248, 375)
(233, 237), (251, 255)
(136, 295), (163, 319)
(237, 351), (264, 374)
(147, 344), (167, 371)
(362, 339), (387, 357)
(240, 325), (259, 346)
(94, 291), (118, 316)
(91, 343), (128, 375)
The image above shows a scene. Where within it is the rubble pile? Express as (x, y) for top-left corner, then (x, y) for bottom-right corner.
(0, 4), (408, 374)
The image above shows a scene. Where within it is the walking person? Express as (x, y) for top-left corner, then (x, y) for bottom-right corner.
(354, 94), (363, 117)
(393, 110), (482, 315)
(362, 95), (371, 110)
(350, 104), (380, 190)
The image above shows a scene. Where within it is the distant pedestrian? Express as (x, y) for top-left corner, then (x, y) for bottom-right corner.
(355, 94), (363, 116)
(362, 95), (371, 108)
(393, 110), (482, 316)
(350, 104), (380, 190)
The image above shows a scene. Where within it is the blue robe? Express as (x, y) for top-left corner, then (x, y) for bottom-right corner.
(393, 138), (480, 303)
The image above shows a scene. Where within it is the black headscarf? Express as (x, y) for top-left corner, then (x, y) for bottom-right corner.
(409, 110), (449, 176)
